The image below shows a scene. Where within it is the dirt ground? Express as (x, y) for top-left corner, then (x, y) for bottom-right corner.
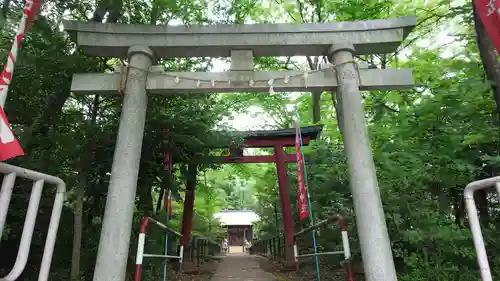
(165, 256), (355, 281)
(163, 259), (221, 281)
(257, 257), (355, 281)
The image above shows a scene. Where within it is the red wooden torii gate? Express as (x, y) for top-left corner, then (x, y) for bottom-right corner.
(173, 125), (323, 268)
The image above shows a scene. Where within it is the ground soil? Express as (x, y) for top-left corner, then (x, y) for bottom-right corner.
(257, 257), (356, 281)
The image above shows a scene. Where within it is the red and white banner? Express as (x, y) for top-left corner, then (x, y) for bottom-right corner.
(0, 0), (42, 100)
(0, 0), (42, 161)
(295, 120), (310, 220)
(474, 0), (500, 52)
(0, 109), (23, 161)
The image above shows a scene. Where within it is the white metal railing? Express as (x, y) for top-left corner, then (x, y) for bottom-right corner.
(464, 176), (500, 281)
(134, 216), (183, 281)
(293, 215), (352, 261)
(293, 215), (355, 281)
(0, 163), (66, 281)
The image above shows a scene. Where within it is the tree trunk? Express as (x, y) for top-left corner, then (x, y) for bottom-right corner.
(136, 131), (156, 214)
(454, 196), (465, 227)
(70, 174), (84, 281)
(330, 91), (344, 135)
(311, 91), (322, 123)
(306, 55), (322, 124)
(156, 187), (165, 214)
(70, 95), (100, 281)
(21, 90), (71, 156)
(476, 190), (490, 226)
(136, 177), (154, 215)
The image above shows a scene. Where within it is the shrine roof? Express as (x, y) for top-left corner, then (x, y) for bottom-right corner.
(207, 125), (323, 149)
(213, 210), (259, 226)
(229, 125), (323, 141)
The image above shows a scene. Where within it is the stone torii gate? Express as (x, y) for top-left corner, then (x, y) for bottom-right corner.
(63, 16), (416, 281)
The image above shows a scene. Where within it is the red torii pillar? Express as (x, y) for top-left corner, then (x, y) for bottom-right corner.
(175, 126), (322, 268)
(180, 164), (197, 271)
(214, 126), (323, 267)
(163, 130), (198, 271)
(274, 143), (296, 265)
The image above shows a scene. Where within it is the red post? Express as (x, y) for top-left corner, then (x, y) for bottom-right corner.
(180, 164), (197, 269)
(274, 144), (296, 265)
(335, 215), (354, 281)
(134, 216), (149, 281)
(180, 188), (195, 247)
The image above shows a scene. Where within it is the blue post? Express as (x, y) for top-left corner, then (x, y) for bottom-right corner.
(163, 190), (171, 281)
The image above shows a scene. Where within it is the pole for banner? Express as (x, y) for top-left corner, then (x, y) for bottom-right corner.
(163, 190), (171, 281)
(0, 0), (41, 161)
(295, 116), (321, 281)
(163, 129), (172, 281)
(0, 0), (42, 106)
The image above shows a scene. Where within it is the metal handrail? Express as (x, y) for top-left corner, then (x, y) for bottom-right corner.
(293, 215), (351, 261)
(250, 214), (354, 281)
(134, 215), (222, 281)
(250, 235), (283, 258)
(139, 216), (182, 237)
(296, 251), (344, 258)
(134, 216), (183, 281)
(293, 216), (342, 237)
(0, 163), (66, 281)
(464, 177), (500, 281)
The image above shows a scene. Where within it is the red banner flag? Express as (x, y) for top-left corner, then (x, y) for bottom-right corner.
(0, 109), (23, 161)
(474, 0), (500, 51)
(0, 0), (41, 161)
(0, 0), (43, 96)
(25, 0), (43, 26)
(295, 120), (310, 220)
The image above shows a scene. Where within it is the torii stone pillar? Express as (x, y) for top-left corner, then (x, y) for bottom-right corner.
(329, 44), (397, 280)
(92, 46), (155, 281)
(63, 16), (416, 281)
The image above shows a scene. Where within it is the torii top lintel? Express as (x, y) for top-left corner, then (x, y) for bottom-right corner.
(62, 17), (416, 58)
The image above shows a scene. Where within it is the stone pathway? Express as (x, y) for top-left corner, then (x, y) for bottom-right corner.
(210, 253), (274, 281)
